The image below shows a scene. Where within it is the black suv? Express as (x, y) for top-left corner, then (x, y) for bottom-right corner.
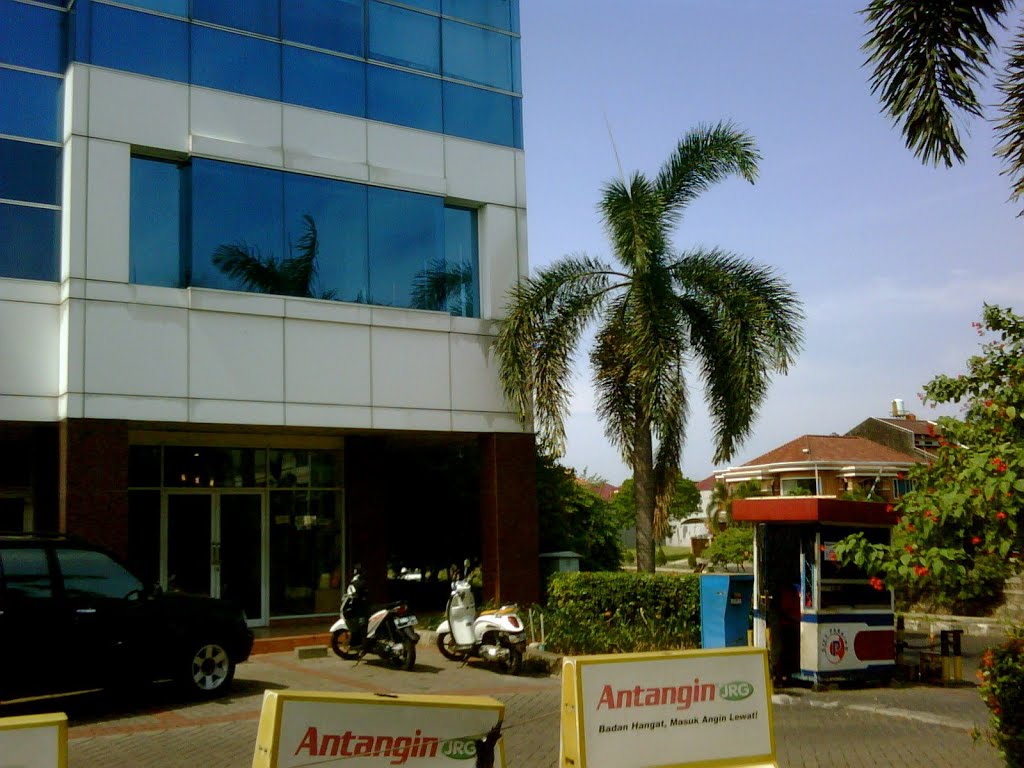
(0, 534), (254, 702)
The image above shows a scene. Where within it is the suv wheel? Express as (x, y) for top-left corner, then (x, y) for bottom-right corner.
(182, 641), (235, 697)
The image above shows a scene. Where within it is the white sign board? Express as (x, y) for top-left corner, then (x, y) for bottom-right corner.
(0, 713), (67, 768)
(560, 648), (776, 768)
(252, 691), (505, 768)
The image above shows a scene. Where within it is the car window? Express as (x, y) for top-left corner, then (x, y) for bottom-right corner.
(0, 547), (53, 599)
(56, 548), (143, 600)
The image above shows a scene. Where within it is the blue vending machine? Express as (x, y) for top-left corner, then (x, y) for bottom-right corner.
(700, 573), (754, 648)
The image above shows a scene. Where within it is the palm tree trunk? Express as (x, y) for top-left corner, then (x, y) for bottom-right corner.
(633, 420), (657, 573)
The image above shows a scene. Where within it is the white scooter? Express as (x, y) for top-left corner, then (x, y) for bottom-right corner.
(434, 577), (527, 674)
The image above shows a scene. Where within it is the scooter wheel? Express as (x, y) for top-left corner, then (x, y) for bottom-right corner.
(436, 632), (468, 661)
(503, 647), (523, 676)
(331, 629), (360, 660)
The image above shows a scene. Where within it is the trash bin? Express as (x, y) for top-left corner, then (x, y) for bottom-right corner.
(700, 574), (754, 648)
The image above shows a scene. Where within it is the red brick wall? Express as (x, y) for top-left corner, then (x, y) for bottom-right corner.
(479, 433), (539, 605)
(60, 419), (130, 558)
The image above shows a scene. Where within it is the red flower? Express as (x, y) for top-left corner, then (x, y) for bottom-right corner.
(997, 512), (1007, 521)
(985, 399), (994, 408)
(992, 457), (1008, 474)
(869, 577), (885, 591)
(819, 544), (826, 552)
(972, 536), (982, 545)
(904, 544), (915, 553)
(924, 509), (935, 519)
(914, 565), (929, 577)
(885, 504), (895, 514)
(829, 552), (837, 562)
(906, 524), (916, 532)
(896, 472), (906, 480)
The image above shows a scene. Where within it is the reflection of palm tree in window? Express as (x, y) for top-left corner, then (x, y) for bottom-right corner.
(212, 214), (337, 300)
(411, 258), (475, 317)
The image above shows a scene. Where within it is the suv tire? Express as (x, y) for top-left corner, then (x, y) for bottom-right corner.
(181, 641), (236, 698)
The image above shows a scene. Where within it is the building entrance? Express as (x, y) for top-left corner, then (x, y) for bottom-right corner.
(164, 492), (266, 626)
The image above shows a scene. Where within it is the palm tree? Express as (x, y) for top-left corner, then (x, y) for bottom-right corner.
(212, 214), (337, 299)
(495, 123), (804, 573)
(862, 1), (1024, 207)
(411, 258), (476, 316)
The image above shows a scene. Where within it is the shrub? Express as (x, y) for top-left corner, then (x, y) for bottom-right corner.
(977, 629), (1024, 767)
(540, 571), (700, 655)
(703, 526), (753, 570)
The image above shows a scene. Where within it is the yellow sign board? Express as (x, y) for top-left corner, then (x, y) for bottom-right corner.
(252, 690), (505, 768)
(560, 647), (777, 768)
(0, 713), (67, 768)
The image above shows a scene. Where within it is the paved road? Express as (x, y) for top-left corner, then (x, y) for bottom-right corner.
(1, 640), (1004, 768)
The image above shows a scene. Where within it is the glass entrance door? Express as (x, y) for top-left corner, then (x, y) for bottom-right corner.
(164, 492), (266, 626)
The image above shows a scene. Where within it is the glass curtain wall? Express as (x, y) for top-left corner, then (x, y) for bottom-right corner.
(126, 445), (343, 618)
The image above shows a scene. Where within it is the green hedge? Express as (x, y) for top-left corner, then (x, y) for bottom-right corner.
(541, 571), (700, 655)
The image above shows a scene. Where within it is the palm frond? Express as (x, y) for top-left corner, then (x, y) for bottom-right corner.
(411, 258), (474, 313)
(599, 172), (666, 270)
(996, 20), (1024, 208)
(653, 122), (760, 225)
(651, 363), (687, 542)
(211, 243), (287, 294)
(282, 214), (319, 296)
(669, 249), (804, 463)
(862, 0), (1011, 167)
(495, 255), (627, 452)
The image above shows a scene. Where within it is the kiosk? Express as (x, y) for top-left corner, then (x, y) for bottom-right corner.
(732, 497), (895, 685)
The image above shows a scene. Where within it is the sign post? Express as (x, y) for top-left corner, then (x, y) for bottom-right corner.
(252, 690), (505, 768)
(560, 647), (776, 768)
(0, 713), (67, 768)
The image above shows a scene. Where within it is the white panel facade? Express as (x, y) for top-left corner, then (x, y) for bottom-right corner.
(370, 326), (451, 410)
(445, 137), (517, 207)
(82, 301), (188, 397)
(85, 139), (130, 282)
(61, 136), (88, 280)
(367, 122), (445, 194)
(284, 319), (371, 405)
(0, 300), (59, 397)
(188, 311), (285, 402)
(479, 204), (519, 320)
(190, 88), (284, 167)
(449, 333), (505, 413)
(86, 67), (189, 152)
(283, 106), (369, 181)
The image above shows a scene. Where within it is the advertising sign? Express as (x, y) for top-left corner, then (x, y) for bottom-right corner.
(560, 648), (776, 768)
(0, 713), (67, 768)
(252, 691), (505, 768)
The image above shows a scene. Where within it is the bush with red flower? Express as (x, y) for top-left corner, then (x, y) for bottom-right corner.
(976, 629), (1024, 767)
(834, 305), (1024, 615)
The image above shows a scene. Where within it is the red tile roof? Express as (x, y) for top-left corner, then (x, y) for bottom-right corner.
(696, 474), (718, 491)
(740, 434), (919, 466)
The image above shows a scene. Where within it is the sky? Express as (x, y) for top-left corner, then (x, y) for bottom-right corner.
(516, 1), (1024, 486)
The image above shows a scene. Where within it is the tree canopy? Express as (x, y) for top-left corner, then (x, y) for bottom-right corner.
(495, 123), (803, 573)
(862, 0), (1024, 207)
(835, 305), (1024, 611)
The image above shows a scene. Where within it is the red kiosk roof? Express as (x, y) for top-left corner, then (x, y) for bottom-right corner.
(731, 497), (895, 526)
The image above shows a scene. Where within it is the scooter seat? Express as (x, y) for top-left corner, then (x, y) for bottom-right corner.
(478, 605), (518, 617)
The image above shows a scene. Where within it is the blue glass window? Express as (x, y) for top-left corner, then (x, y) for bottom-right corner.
(91, 4), (189, 83)
(442, 20), (512, 91)
(0, 0), (65, 73)
(396, 0), (439, 11)
(0, 140), (61, 206)
(283, 46), (365, 117)
(512, 95), (523, 149)
(367, 187), (443, 310)
(130, 157), (185, 288)
(442, 0), (511, 31)
(190, 160), (285, 292)
(116, 0), (189, 17)
(191, 25), (281, 100)
(443, 81), (514, 146)
(441, 206), (479, 317)
(368, 2), (440, 74)
(282, 0), (363, 57)
(192, 0), (280, 37)
(366, 65), (441, 133)
(0, 203), (60, 281)
(284, 174), (368, 303)
(0, 69), (62, 142)
(512, 37), (521, 93)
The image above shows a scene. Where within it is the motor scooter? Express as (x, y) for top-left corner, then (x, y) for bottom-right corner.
(435, 576), (526, 674)
(329, 569), (419, 670)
